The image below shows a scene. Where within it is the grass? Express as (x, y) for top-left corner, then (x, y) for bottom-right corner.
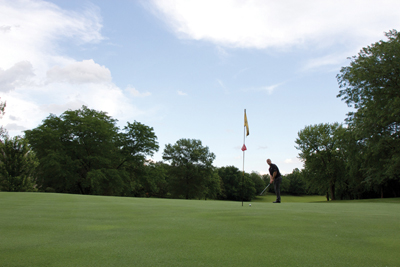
(253, 194), (327, 203)
(1, 192), (399, 267)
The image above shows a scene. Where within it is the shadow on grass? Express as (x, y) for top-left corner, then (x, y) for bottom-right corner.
(253, 194), (400, 204)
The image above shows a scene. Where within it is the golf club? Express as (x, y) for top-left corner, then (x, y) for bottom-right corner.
(259, 184), (271, 195)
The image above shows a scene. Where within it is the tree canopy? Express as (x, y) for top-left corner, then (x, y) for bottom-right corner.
(337, 29), (400, 195)
(162, 138), (216, 199)
(295, 123), (346, 200)
(0, 136), (38, 192)
(0, 98), (7, 139)
(25, 106), (159, 195)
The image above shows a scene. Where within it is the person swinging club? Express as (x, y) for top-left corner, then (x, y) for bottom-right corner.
(266, 159), (282, 203)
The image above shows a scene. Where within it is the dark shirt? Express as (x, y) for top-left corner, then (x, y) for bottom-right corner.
(269, 163), (281, 178)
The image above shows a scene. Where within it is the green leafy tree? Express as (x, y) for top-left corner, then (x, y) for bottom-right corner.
(25, 106), (158, 195)
(0, 136), (38, 192)
(295, 123), (346, 200)
(337, 29), (400, 197)
(249, 171), (266, 195)
(141, 161), (169, 198)
(217, 166), (255, 201)
(333, 126), (372, 199)
(0, 98), (7, 139)
(285, 168), (306, 195)
(202, 168), (222, 200)
(242, 172), (256, 201)
(162, 138), (216, 199)
(261, 174), (271, 193)
(218, 166), (241, 200)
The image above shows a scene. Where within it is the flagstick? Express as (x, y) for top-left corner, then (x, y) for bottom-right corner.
(242, 109), (246, 207)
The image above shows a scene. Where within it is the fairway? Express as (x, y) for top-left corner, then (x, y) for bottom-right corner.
(1, 193), (399, 267)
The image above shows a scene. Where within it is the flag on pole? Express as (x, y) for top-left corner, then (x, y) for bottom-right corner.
(244, 110), (249, 136)
(241, 109), (249, 207)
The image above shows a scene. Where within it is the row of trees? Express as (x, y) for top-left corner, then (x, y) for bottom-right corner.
(1, 30), (399, 200)
(295, 30), (400, 200)
(0, 102), (312, 200)
(0, 104), (268, 200)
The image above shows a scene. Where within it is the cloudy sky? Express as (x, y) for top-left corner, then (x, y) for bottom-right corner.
(1, 0), (399, 174)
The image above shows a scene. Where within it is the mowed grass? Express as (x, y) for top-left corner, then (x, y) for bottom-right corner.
(1, 193), (399, 267)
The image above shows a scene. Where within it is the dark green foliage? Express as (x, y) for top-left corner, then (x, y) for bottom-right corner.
(0, 98), (6, 138)
(217, 166), (241, 200)
(0, 136), (38, 192)
(292, 30), (400, 200)
(261, 174), (271, 192)
(141, 161), (169, 198)
(204, 169), (223, 200)
(217, 166), (255, 201)
(162, 138), (217, 199)
(249, 172), (266, 195)
(295, 123), (347, 200)
(25, 106), (159, 195)
(284, 168), (306, 195)
(337, 30), (400, 197)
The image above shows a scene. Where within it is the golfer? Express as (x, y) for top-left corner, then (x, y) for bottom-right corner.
(266, 159), (282, 203)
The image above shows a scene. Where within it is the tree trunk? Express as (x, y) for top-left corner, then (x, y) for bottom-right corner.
(186, 175), (189, 199)
(329, 182), (335, 201)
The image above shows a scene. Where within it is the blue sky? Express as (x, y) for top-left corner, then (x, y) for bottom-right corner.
(1, 0), (399, 174)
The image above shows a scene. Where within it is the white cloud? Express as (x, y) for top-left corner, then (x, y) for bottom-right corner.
(243, 83), (283, 94)
(216, 79), (225, 89)
(0, 26), (11, 33)
(215, 46), (229, 58)
(39, 100), (88, 115)
(302, 53), (347, 72)
(177, 90), (187, 96)
(216, 79), (230, 94)
(126, 86), (152, 97)
(46, 60), (112, 84)
(0, 0), (144, 137)
(283, 157), (302, 167)
(0, 0), (103, 70)
(284, 158), (293, 164)
(4, 123), (26, 131)
(261, 84), (281, 94)
(147, 0), (400, 50)
(0, 61), (34, 92)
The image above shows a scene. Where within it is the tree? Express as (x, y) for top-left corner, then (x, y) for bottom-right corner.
(0, 98), (7, 139)
(242, 172), (256, 201)
(25, 106), (159, 195)
(141, 161), (169, 198)
(337, 29), (400, 197)
(203, 168), (222, 200)
(162, 138), (216, 199)
(261, 174), (271, 191)
(249, 171), (266, 195)
(0, 136), (38, 192)
(295, 123), (346, 200)
(285, 168), (306, 195)
(218, 166), (241, 200)
(217, 166), (255, 201)
(334, 126), (370, 199)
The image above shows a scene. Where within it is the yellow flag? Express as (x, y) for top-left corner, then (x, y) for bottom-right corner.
(244, 110), (249, 136)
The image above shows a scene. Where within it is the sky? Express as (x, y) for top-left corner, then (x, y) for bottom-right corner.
(1, 0), (399, 175)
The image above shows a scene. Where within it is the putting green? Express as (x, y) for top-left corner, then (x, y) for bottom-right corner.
(1, 192), (399, 266)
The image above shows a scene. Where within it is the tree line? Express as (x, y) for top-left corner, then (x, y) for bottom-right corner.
(294, 30), (400, 200)
(1, 30), (399, 200)
(0, 103), (310, 200)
